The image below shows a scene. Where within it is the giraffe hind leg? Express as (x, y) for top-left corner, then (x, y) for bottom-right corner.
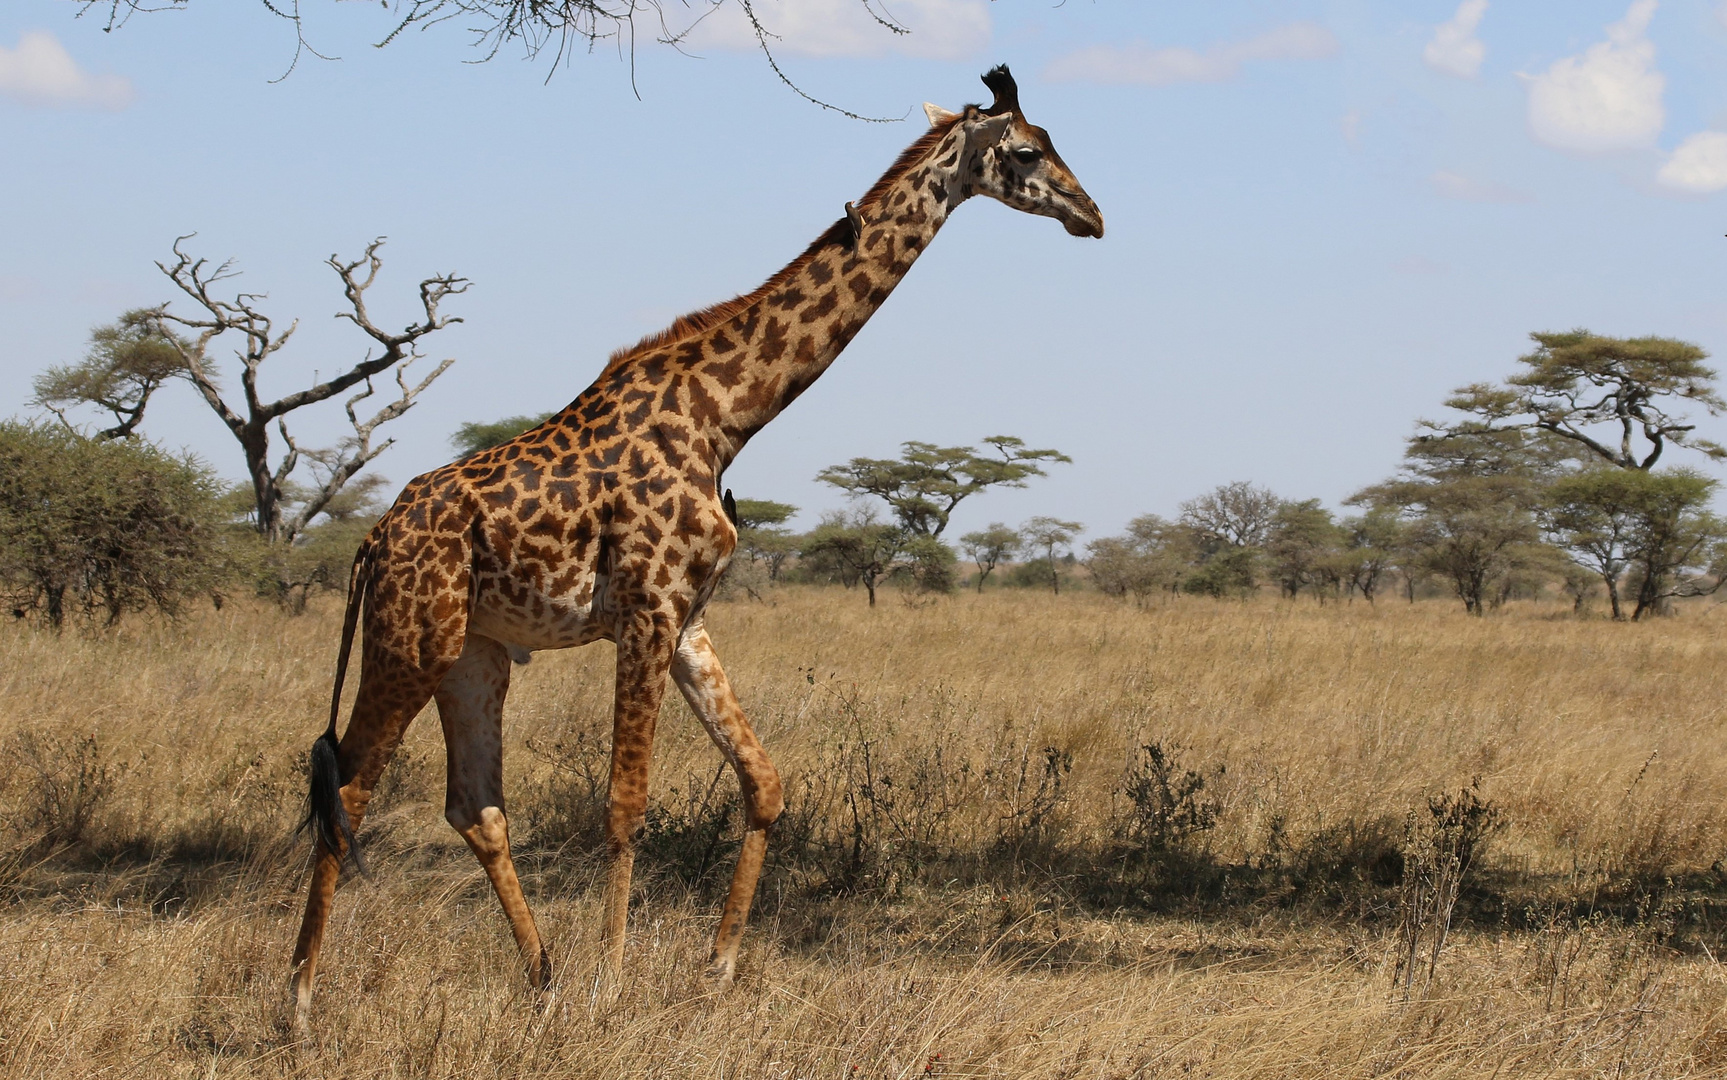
(670, 623), (784, 983)
(436, 635), (549, 989)
(288, 650), (447, 1039)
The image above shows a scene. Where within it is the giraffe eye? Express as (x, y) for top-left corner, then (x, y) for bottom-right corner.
(1011, 146), (1043, 165)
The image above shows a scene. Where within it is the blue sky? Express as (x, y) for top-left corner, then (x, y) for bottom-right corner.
(4, 1), (1727, 540)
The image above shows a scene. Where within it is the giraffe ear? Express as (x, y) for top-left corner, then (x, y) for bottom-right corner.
(923, 102), (959, 127)
(965, 110), (1013, 146)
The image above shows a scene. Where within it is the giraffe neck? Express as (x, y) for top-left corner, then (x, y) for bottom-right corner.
(603, 121), (973, 474)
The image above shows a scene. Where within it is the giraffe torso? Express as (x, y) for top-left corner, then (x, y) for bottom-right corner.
(368, 375), (738, 656)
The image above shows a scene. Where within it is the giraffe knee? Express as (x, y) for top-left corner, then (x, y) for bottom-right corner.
(743, 763), (784, 831)
(447, 803), (510, 857)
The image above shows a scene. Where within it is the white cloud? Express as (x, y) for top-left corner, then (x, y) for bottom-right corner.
(1044, 23), (1339, 87)
(1430, 170), (1534, 203)
(0, 31), (132, 110)
(1523, 0), (1663, 153)
(682, 0), (989, 61)
(1657, 131), (1727, 192)
(1425, 0), (1488, 79)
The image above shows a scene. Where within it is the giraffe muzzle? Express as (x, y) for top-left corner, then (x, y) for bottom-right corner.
(1063, 198), (1105, 239)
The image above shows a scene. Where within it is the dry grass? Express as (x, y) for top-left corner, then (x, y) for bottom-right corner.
(4, 588), (1727, 1077)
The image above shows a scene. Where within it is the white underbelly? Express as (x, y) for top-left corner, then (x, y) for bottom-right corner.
(468, 572), (612, 652)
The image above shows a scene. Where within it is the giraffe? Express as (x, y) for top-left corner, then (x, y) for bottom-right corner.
(289, 64), (1102, 1033)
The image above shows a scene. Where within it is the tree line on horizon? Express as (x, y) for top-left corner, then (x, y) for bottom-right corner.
(397, 330), (1727, 619)
(6, 269), (1726, 626)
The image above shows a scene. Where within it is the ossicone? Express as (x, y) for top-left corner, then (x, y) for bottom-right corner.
(980, 64), (1020, 118)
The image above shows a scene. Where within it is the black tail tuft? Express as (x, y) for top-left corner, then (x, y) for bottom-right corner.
(299, 730), (367, 876)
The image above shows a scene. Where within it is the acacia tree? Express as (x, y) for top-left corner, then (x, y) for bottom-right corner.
(451, 413), (553, 458)
(1019, 516), (1083, 596)
(1544, 470), (1644, 619)
(817, 437), (1070, 539)
(0, 421), (230, 628)
(1440, 330), (1724, 471)
(1086, 515), (1192, 601)
(1337, 509), (1401, 602)
(1265, 499), (1344, 600)
(958, 522), (1019, 592)
(144, 237), (463, 543)
(33, 311), (187, 440)
(799, 507), (909, 608)
(732, 498), (798, 583)
(1616, 470), (1725, 619)
(1352, 425), (1558, 615)
(1440, 330), (1726, 615)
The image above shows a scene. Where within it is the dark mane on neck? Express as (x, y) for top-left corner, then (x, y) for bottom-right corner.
(601, 114), (966, 370)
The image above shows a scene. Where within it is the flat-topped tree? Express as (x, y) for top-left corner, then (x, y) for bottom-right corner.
(1352, 418), (1560, 616)
(959, 522), (1020, 592)
(452, 414), (555, 458)
(732, 498), (799, 583)
(1440, 330), (1725, 471)
(818, 436), (1071, 538)
(32, 311), (188, 441)
(1020, 516), (1083, 596)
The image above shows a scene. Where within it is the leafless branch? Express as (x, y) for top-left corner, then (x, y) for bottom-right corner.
(735, 0), (900, 123)
(77, 1), (908, 120)
(283, 355), (453, 538)
(273, 417), (301, 491)
(140, 235), (464, 541)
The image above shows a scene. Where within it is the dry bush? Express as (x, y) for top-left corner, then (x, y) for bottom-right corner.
(4, 588), (1727, 1077)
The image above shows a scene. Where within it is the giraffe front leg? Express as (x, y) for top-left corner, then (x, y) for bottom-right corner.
(598, 610), (678, 994)
(671, 622), (784, 984)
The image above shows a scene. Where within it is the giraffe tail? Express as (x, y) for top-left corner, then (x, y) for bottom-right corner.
(298, 538), (376, 875)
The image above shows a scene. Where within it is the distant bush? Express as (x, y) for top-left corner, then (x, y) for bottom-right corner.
(0, 421), (233, 627)
(450, 413), (553, 458)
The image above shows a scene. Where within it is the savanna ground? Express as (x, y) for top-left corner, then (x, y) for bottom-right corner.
(4, 587), (1727, 1078)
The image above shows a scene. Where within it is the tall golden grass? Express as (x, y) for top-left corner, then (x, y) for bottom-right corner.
(3, 588), (1726, 1077)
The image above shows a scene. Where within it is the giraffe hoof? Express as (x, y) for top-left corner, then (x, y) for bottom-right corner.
(288, 1010), (313, 1050)
(530, 947), (554, 991)
(590, 963), (624, 1004)
(703, 956), (736, 986)
(287, 977), (313, 1046)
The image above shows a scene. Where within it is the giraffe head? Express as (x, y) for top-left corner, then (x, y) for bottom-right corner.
(924, 65), (1105, 239)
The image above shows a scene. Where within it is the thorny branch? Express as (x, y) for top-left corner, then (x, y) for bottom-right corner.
(77, 0), (908, 121)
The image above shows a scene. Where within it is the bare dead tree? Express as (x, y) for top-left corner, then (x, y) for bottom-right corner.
(77, 1), (904, 119)
(144, 236), (464, 543)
